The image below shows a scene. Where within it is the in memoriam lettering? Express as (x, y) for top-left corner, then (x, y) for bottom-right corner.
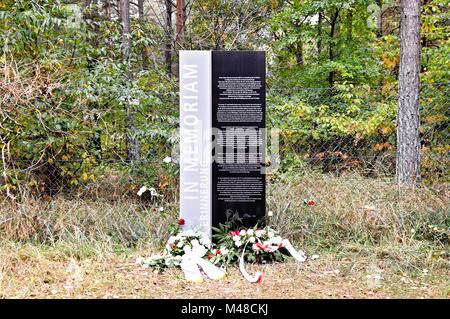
(181, 64), (200, 199)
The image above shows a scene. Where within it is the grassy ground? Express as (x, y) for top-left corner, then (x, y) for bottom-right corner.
(0, 241), (448, 299)
(0, 173), (448, 298)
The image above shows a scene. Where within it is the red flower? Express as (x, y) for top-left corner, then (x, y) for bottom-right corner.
(178, 218), (185, 225)
(229, 230), (239, 236)
(256, 242), (267, 250)
(216, 250), (221, 255)
(208, 254), (215, 259)
(307, 200), (316, 206)
(170, 244), (176, 250)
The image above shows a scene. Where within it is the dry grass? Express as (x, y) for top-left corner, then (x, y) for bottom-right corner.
(0, 173), (448, 298)
(268, 172), (449, 248)
(0, 196), (177, 246)
(1, 173), (447, 249)
(0, 242), (448, 299)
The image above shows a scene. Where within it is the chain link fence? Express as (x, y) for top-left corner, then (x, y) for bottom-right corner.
(1, 82), (449, 246)
(265, 83), (449, 246)
(267, 83), (449, 180)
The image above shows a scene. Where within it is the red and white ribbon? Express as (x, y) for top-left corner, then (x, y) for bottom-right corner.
(239, 240), (262, 283)
(239, 238), (306, 283)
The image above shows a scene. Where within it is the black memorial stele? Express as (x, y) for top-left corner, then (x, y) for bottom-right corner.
(211, 51), (266, 228)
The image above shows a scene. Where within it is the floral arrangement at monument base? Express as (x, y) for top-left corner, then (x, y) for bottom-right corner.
(137, 219), (308, 283)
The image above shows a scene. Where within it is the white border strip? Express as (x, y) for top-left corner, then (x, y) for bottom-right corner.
(179, 51), (212, 238)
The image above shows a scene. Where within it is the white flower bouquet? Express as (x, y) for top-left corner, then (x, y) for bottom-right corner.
(141, 228), (212, 270)
(138, 218), (307, 283)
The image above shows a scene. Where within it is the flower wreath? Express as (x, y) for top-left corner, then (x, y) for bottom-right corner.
(137, 218), (308, 283)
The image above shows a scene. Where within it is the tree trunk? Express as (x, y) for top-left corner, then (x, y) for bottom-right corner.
(376, 0), (383, 37)
(116, 0), (121, 22)
(176, 0), (185, 43)
(396, 0), (421, 185)
(317, 12), (322, 57)
(328, 9), (340, 87)
(92, 0), (101, 160)
(120, 0), (131, 73)
(92, 0), (99, 47)
(346, 10), (353, 41)
(84, 0), (103, 160)
(165, 0), (173, 75)
(295, 41), (304, 66)
(120, 0), (140, 163)
(138, 0), (148, 69)
(104, 0), (111, 17)
(174, 0), (185, 77)
(138, 0), (144, 17)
